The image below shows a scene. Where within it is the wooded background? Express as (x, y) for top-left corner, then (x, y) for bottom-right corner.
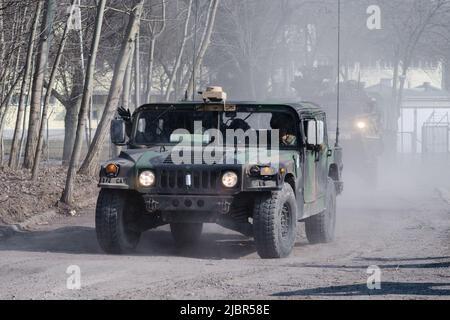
(1, 0), (450, 203)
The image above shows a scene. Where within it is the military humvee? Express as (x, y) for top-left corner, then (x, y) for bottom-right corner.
(292, 70), (382, 187)
(96, 88), (343, 259)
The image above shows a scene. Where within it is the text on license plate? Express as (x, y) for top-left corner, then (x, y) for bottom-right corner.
(99, 177), (127, 184)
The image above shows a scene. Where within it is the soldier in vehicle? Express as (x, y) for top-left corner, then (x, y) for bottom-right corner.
(271, 113), (297, 146)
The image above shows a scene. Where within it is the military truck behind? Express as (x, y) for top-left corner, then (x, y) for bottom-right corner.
(292, 68), (383, 187)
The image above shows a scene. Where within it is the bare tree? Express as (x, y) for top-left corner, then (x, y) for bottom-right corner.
(61, 0), (107, 204)
(32, 0), (77, 180)
(124, 44), (135, 111)
(78, 0), (145, 177)
(8, 1), (43, 169)
(23, 0), (56, 169)
(112, 43), (135, 158)
(186, 0), (220, 98)
(0, 5), (28, 164)
(134, 27), (141, 107)
(146, 0), (166, 101)
(165, 0), (193, 101)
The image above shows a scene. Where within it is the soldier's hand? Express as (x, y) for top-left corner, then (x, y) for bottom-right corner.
(117, 106), (131, 122)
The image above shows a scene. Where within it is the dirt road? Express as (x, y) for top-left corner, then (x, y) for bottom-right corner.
(1, 175), (450, 300)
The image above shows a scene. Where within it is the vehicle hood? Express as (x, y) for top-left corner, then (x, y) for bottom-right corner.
(117, 147), (298, 169)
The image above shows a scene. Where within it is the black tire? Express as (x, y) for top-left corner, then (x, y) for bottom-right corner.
(96, 189), (142, 254)
(170, 223), (203, 247)
(305, 178), (336, 244)
(253, 183), (297, 259)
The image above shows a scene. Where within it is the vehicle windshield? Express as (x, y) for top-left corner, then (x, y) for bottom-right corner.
(131, 109), (299, 148)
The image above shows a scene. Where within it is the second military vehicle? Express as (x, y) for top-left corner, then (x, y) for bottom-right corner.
(292, 68), (383, 187)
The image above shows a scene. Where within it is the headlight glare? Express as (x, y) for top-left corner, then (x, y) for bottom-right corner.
(356, 121), (367, 130)
(222, 171), (238, 188)
(139, 171), (156, 187)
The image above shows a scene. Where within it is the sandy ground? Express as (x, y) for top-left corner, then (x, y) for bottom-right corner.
(0, 169), (450, 300)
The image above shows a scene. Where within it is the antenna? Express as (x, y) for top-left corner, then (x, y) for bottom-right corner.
(192, 0), (199, 101)
(335, 0), (341, 147)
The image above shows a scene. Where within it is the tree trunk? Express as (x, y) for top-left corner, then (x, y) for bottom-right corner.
(62, 97), (81, 164)
(61, 0), (107, 205)
(0, 72), (23, 164)
(79, 1), (144, 177)
(32, 0), (74, 180)
(9, 1), (43, 169)
(62, 67), (83, 165)
(135, 32), (141, 107)
(146, 0), (166, 102)
(0, 69), (24, 148)
(124, 45), (134, 111)
(113, 45), (135, 158)
(165, 0), (193, 102)
(18, 59), (36, 166)
(186, 0), (220, 98)
(146, 38), (156, 102)
(0, 8), (25, 164)
(23, 0), (55, 169)
(0, 0), (4, 66)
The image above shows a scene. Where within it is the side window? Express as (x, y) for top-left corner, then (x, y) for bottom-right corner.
(137, 118), (146, 134)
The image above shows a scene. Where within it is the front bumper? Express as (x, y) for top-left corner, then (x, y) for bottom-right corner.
(143, 194), (234, 214)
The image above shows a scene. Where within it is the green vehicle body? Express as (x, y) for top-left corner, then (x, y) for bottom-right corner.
(96, 101), (343, 257)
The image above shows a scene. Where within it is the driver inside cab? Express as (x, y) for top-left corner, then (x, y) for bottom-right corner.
(271, 113), (297, 147)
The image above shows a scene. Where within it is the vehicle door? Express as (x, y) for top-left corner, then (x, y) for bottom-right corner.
(303, 115), (328, 204)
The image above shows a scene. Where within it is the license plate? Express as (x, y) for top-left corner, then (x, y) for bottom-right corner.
(99, 177), (127, 185)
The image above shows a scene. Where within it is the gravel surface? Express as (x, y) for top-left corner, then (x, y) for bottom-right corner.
(0, 177), (449, 300)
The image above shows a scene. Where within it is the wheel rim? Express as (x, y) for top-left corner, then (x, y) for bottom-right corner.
(280, 203), (291, 239)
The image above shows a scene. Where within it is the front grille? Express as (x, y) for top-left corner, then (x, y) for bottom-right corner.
(163, 152), (227, 165)
(153, 166), (238, 195)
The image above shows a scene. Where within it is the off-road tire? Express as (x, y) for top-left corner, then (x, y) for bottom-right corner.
(253, 183), (297, 259)
(96, 189), (142, 254)
(170, 223), (203, 247)
(305, 178), (336, 244)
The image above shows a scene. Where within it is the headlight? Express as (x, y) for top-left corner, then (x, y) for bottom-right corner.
(222, 171), (238, 188)
(356, 121), (367, 130)
(139, 171), (156, 187)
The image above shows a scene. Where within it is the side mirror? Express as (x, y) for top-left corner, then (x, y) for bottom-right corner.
(307, 121), (317, 146)
(111, 119), (127, 146)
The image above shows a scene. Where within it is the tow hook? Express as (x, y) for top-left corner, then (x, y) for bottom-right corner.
(220, 201), (231, 214)
(145, 198), (160, 213)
